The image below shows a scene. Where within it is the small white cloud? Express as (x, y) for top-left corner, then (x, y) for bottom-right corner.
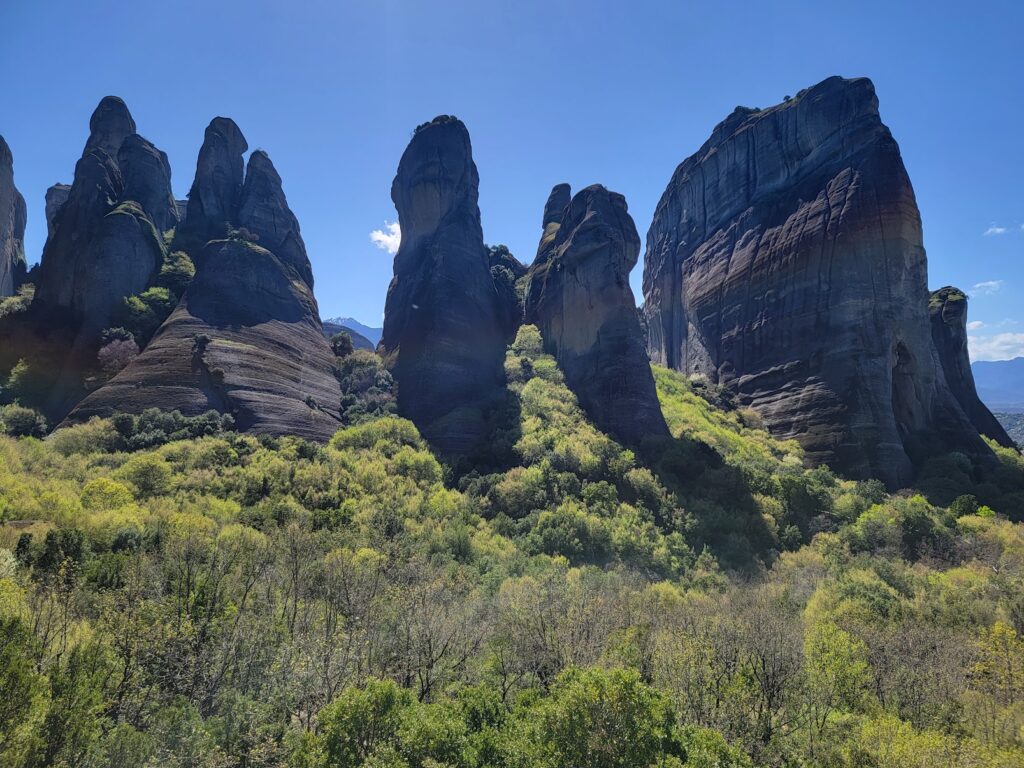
(370, 221), (401, 255)
(967, 320), (985, 330)
(983, 225), (1007, 236)
(970, 280), (1004, 297)
(969, 332), (1024, 362)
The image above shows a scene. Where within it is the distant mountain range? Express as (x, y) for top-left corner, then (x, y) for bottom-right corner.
(323, 316), (382, 346)
(972, 357), (1024, 412)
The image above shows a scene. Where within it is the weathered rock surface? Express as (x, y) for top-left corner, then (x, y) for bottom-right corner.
(45, 184), (71, 239)
(642, 76), (991, 487)
(533, 182), (571, 266)
(118, 134), (178, 234)
(179, 117), (247, 248)
(35, 97), (171, 326)
(380, 116), (509, 455)
(69, 125), (342, 441)
(0, 136), (27, 297)
(527, 184), (668, 444)
(69, 239), (343, 440)
(237, 150), (312, 286)
(929, 287), (1014, 448)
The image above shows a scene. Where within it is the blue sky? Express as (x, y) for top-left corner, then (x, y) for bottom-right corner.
(1, 0), (1021, 359)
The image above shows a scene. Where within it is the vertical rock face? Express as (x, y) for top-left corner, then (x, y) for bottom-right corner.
(642, 76), (990, 487)
(45, 184), (71, 239)
(237, 150), (312, 286)
(534, 182), (571, 266)
(526, 184), (668, 444)
(35, 96), (172, 328)
(0, 136), (27, 297)
(929, 287), (1014, 448)
(180, 117), (248, 248)
(68, 124), (343, 441)
(380, 116), (508, 455)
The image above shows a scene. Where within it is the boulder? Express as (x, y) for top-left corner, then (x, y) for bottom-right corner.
(119, 134), (179, 234)
(929, 286), (1015, 448)
(0, 136), (27, 297)
(526, 184), (668, 444)
(380, 115), (509, 455)
(642, 76), (991, 487)
(534, 182), (571, 266)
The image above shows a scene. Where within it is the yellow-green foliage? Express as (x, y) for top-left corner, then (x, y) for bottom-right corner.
(0, 328), (1021, 767)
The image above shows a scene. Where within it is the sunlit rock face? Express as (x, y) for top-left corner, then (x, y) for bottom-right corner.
(526, 184), (668, 445)
(380, 116), (509, 455)
(642, 76), (992, 487)
(0, 136), (27, 297)
(929, 286), (1014, 448)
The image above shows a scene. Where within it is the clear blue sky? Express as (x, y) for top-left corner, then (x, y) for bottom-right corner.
(1, 1), (1021, 359)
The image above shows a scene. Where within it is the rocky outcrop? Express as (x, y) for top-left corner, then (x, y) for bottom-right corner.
(179, 117), (247, 248)
(642, 76), (991, 487)
(526, 184), (668, 444)
(534, 183), (571, 266)
(237, 150), (312, 286)
(0, 136), (27, 297)
(35, 97), (171, 329)
(45, 184), (71, 239)
(68, 239), (342, 441)
(380, 116), (509, 455)
(929, 287), (1014, 448)
(68, 126), (343, 441)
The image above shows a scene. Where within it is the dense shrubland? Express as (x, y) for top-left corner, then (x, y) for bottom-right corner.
(0, 326), (1022, 767)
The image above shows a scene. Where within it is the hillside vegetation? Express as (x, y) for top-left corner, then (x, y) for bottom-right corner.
(0, 327), (1022, 767)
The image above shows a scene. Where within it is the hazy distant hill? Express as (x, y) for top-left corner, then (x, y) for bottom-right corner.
(324, 316), (382, 346)
(972, 357), (1024, 411)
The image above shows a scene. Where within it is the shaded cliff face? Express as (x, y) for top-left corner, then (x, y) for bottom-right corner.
(0, 136), (27, 297)
(69, 131), (342, 441)
(642, 76), (990, 487)
(35, 97), (171, 330)
(929, 287), (1015, 448)
(45, 184), (71, 239)
(237, 150), (312, 286)
(533, 182), (571, 267)
(380, 116), (508, 455)
(527, 184), (668, 444)
(180, 117), (247, 248)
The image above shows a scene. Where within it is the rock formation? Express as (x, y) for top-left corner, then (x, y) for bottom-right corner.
(533, 182), (571, 266)
(45, 184), (71, 239)
(526, 184), (668, 444)
(929, 286), (1014, 447)
(642, 76), (991, 487)
(35, 96), (171, 331)
(68, 121), (343, 441)
(0, 136), (27, 297)
(380, 116), (509, 455)
(179, 117), (247, 248)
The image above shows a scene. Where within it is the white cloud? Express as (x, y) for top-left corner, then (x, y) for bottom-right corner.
(983, 225), (1008, 236)
(969, 332), (1024, 362)
(967, 320), (985, 330)
(970, 280), (1004, 297)
(370, 221), (401, 255)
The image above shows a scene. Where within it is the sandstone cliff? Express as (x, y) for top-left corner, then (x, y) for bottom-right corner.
(0, 136), (27, 297)
(526, 184), (668, 444)
(642, 76), (991, 487)
(929, 286), (1014, 448)
(380, 116), (509, 455)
